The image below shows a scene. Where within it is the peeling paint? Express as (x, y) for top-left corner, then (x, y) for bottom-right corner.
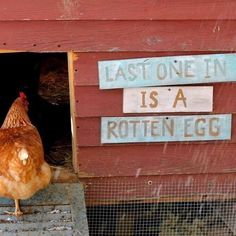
(135, 168), (141, 178)
(109, 47), (120, 52)
(146, 36), (162, 46)
(213, 25), (221, 33)
(60, 0), (80, 19)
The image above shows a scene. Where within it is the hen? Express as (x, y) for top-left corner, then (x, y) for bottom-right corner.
(0, 92), (51, 216)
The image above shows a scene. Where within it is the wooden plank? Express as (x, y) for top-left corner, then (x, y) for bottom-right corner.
(0, 0), (235, 20)
(123, 86), (213, 113)
(76, 115), (236, 146)
(0, 208), (72, 223)
(74, 52), (220, 86)
(75, 83), (236, 117)
(0, 222), (74, 233)
(81, 174), (236, 205)
(0, 21), (236, 52)
(68, 52), (79, 172)
(99, 53), (235, 89)
(101, 115), (232, 144)
(75, 87), (123, 117)
(77, 143), (236, 177)
(3, 232), (76, 236)
(0, 183), (89, 235)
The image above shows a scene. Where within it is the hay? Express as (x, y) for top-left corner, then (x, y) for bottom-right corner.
(39, 56), (69, 104)
(45, 144), (73, 170)
(39, 55), (73, 171)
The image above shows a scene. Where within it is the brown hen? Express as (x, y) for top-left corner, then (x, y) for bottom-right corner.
(0, 92), (51, 216)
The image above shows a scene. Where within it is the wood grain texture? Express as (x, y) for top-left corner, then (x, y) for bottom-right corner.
(77, 143), (236, 177)
(0, 21), (236, 52)
(0, 0), (235, 20)
(82, 174), (236, 205)
(74, 52), (168, 86)
(101, 115), (232, 144)
(75, 83), (236, 117)
(67, 52), (79, 172)
(76, 115), (236, 146)
(123, 87), (213, 113)
(0, 183), (89, 235)
(74, 52), (235, 86)
(98, 53), (236, 89)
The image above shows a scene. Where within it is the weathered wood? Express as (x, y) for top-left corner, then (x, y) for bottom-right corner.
(99, 53), (235, 89)
(101, 115), (232, 144)
(75, 83), (236, 117)
(123, 86), (213, 113)
(75, 86), (123, 117)
(3, 232), (75, 236)
(76, 116), (236, 146)
(0, 21), (236, 52)
(0, 183), (89, 235)
(0, 222), (74, 233)
(0, 0), (235, 20)
(77, 143), (236, 177)
(74, 52), (209, 86)
(81, 174), (236, 205)
(0, 205), (69, 214)
(68, 52), (79, 173)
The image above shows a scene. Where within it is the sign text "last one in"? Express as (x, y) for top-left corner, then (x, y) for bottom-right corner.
(99, 53), (236, 89)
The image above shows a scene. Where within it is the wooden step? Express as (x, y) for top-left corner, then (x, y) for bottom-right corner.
(0, 183), (89, 235)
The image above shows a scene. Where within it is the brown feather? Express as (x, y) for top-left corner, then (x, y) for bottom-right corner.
(0, 96), (51, 200)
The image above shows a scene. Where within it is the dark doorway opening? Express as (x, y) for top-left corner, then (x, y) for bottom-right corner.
(0, 52), (72, 168)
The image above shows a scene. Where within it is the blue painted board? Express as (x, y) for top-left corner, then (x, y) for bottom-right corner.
(101, 114), (232, 143)
(98, 53), (236, 89)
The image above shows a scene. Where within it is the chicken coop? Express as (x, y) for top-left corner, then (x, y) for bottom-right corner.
(0, 1), (236, 235)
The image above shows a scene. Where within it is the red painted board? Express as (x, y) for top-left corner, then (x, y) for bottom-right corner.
(74, 52), (228, 86)
(75, 87), (122, 117)
(74, 52), (162, 86)
(0, 0), (235, 20)
(76, 115), (236, 147)
(82, 174), (236, 205)
(75, 83), (236, 117)
(77, 143), (236, 177)
(0, 21), (236, 52)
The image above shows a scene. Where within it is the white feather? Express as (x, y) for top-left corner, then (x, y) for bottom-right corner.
(18, 148), (29, 161)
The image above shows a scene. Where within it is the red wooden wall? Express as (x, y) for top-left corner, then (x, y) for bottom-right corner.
(0, 1), (235, 52)
(0, 0), (236, 202)
(74, 53), (236, 178)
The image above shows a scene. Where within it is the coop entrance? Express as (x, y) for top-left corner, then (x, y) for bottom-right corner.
(0, 52), (73, 171)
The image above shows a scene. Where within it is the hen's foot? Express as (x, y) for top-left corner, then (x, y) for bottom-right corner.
(4, 210), (23, 217)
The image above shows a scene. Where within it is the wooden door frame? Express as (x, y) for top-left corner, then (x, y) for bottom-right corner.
(67, 51), (78, 173)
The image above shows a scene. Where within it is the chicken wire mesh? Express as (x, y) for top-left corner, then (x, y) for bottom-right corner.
(84, 178), (236, 236)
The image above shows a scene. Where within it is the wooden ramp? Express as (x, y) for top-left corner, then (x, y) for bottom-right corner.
(0, 183), (89, 235)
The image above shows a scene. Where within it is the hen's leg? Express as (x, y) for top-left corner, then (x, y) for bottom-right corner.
(14, 199), (23, 216)
(5, 199), (23, 216)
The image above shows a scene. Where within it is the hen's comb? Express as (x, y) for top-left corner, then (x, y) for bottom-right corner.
(19, 92), (27, 100)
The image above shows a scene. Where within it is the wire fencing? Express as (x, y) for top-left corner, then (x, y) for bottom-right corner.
(85, 178), (236, 236)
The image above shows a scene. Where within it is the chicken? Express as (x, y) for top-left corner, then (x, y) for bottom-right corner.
(0, 92), (51, 216)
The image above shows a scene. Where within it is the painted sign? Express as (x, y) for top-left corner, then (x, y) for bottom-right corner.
(98, 53), (236, 89)
(101, 114), (232, 143)
(123, 86), (213, 113)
